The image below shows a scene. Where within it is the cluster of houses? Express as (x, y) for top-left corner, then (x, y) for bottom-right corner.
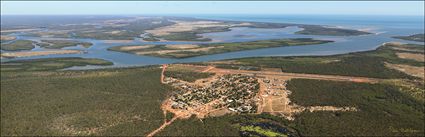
(167, 74), (260, 113)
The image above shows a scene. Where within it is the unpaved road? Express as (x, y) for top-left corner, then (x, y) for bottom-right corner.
(202, 66), (381, 83)
(146, 115), (179, 137)
(160, 64), (167, 84)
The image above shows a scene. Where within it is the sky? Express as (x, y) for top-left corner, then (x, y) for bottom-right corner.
(1, 1), (424, 16)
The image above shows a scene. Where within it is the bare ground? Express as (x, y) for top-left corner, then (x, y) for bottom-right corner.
(386, 62), (424, 79)
(0, 35), (16, 41)
(396, 52), (425, 62)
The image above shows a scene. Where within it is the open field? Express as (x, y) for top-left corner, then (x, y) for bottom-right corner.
(386, 63), (424, 79)
(1, 50), (82, 58)
(37, 40), (93, 49)
(396, 52), (424, 62)
(109, 38), (332, 58)
(393, 33), (425, 42)
(1, 40), (35, 51)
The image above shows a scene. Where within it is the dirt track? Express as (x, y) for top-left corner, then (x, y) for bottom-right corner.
(202, 65), (381, 83)
(146, 115), (179, 137)
(160, 64), (167, 84)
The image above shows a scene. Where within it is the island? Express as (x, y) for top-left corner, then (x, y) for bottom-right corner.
(37, 40), (93, 49)
(295, 25), (371, 36)
(1, 40), (35, 51)
(108, 38), (333, 58)
(393, 33), (425, 42)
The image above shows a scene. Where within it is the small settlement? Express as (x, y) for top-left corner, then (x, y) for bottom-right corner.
(164, 74), (260, 114)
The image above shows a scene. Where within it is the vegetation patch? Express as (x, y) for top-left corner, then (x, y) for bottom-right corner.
(109, 38), (332, 58)
(286, 79), (423, 136)
(381, 79), (425, 102)
(1, 66), (173, 136)
(296, 25), (371, 36)
(37, 40), (93, 49)
(50, 110), (130, 136)
(1, 57), (112, 72)
(393, 34), (425, 42)
(1, 40), (35, 51)
(239, 122), (295, 137)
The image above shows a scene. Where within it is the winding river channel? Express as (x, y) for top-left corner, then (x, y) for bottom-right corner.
(1, 15), (424, 69)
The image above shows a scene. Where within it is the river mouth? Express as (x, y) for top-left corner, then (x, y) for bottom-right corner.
(1, 15), (424, 70)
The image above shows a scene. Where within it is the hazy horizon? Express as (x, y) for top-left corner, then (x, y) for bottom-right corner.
(1, 1), (424, 16)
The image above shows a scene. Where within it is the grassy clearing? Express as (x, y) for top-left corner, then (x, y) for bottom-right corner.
(286, 79), (424, 136)
(109, 38), (332, 58)
(38, 40), (93, 49)
(1, 40), (35, 51)
(1, 64), (173, 136)
(240, 125), (287, 137)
